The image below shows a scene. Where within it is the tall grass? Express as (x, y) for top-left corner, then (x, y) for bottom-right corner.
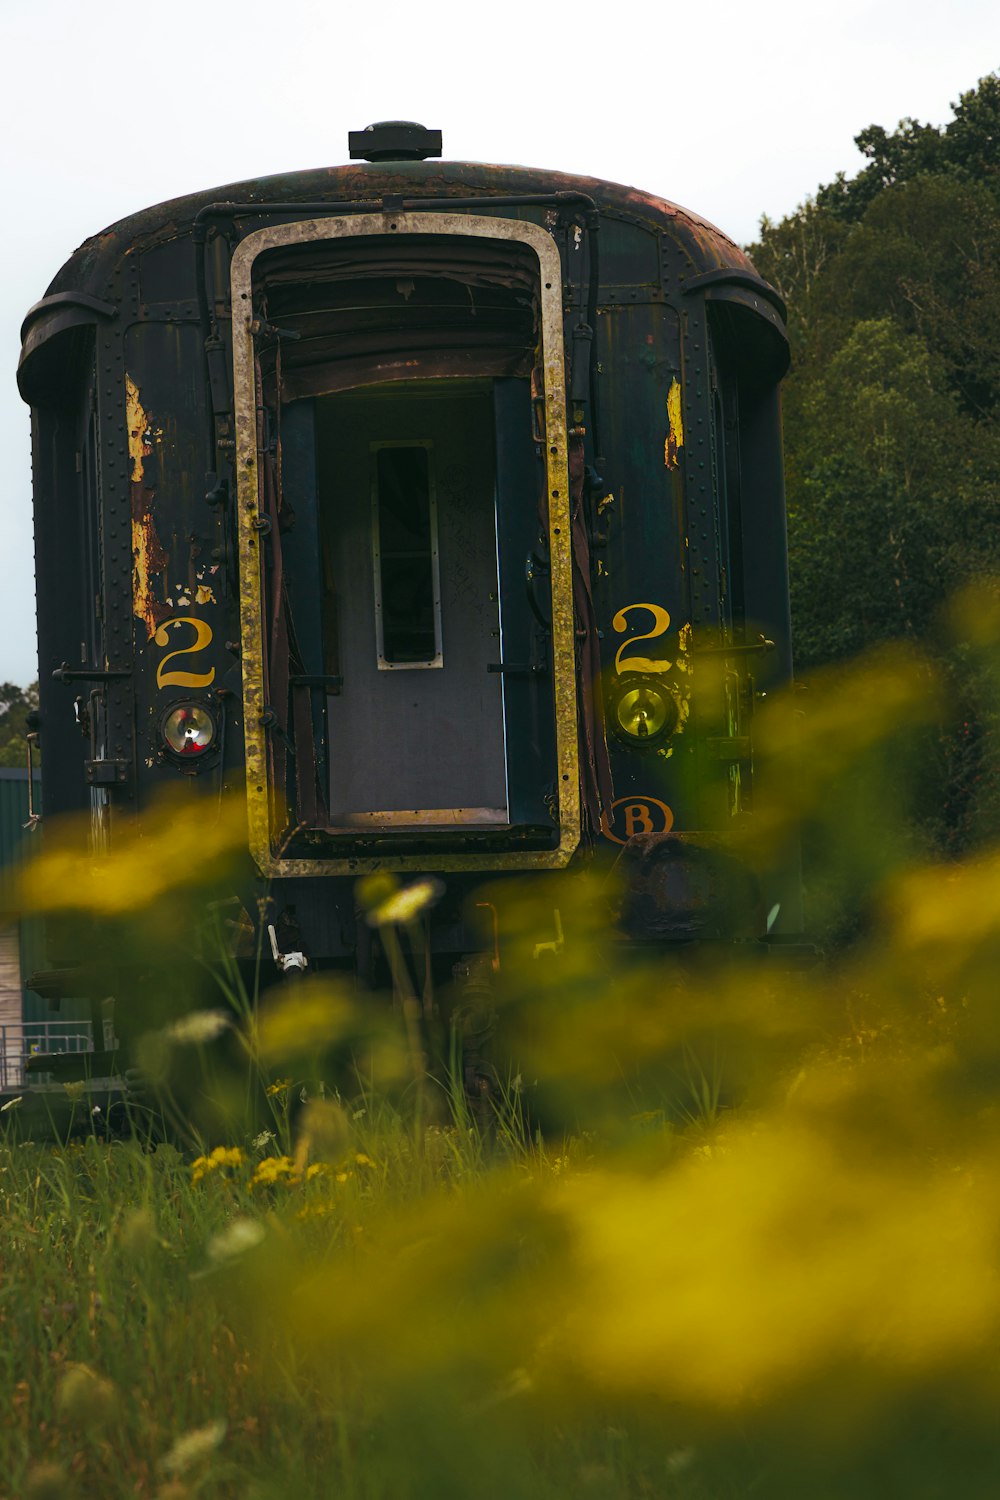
(5, 608), (1000, 1497)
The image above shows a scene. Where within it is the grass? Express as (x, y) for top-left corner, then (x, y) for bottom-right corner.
(6, 638), (1000, 1497)
(0, 1105), (694, 1500)
(3, 968), (999, 1500)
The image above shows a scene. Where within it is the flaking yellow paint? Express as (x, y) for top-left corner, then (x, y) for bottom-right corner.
(127, 373), (167, 640)
(664, 378), (684, 468)
(126, 375), (147, 483)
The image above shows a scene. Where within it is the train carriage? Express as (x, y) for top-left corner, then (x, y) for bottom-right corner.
(18, 121), (796, 1007)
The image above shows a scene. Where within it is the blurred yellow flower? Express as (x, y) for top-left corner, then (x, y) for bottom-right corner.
(56, 1362), (118, 1427)
(256, 982), (358, 1062)
(12, 792), (248, 917)
(365, 878), (444, 928)
(550, 1119), (1000, 1412)
(889, 846), (1000, 963)
(251, 1155), (297, 1188)
(191, 1146), (245, 1183)
(296, 1200), (335, 1222)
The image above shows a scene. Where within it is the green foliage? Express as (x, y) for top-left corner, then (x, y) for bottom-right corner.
(814, 72), (1000, 223)
(749, 73), (1000, 849)
(0, 681), (38, 769)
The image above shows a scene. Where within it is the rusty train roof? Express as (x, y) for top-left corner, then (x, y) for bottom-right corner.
(35, 157), (763, 306)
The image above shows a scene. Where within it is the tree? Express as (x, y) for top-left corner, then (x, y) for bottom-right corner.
(748, 74), (1000, 849)
(0, 682), (39, 769)
(814, 73), (1000, 224)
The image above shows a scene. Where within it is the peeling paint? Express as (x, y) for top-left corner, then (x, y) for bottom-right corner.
(676, 621), (693, 668)
(128, 373), (170, 640)
(126, 375), (150, 482)
(195, 584), (217, 605)
(664, 377), (684, 468)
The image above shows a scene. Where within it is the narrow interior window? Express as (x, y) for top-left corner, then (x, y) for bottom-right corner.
(372, 442), (441, 668)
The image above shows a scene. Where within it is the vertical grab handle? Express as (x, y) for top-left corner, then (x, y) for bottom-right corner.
(24, 732), (40, 831)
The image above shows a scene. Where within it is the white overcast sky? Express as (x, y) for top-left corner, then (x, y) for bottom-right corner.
(1, 0), (998, 685)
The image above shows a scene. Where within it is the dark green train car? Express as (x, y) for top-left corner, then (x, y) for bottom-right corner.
(18, 122), (796, 991)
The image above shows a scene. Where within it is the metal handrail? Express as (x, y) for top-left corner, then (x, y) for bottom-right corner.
(0, 1021), (94, 1090)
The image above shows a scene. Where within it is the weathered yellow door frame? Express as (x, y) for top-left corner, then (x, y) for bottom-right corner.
(230, 211), (579, 877)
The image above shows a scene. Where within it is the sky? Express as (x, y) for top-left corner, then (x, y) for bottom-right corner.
(1, 0), (998, 685)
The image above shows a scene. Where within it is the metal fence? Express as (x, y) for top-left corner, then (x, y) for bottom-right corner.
(0, 1021), (94, 1089)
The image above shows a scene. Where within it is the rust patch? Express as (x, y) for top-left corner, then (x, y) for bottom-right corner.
(664, 378), (684, 469)
(127, 374), (169, 638)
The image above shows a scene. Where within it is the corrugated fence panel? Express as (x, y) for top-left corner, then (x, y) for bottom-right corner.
(0, 768), (38, 883)
(0, 769), (48, 1021)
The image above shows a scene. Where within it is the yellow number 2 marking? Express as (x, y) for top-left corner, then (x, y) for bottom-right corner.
(154, 615), (216, 689)
(612, 602), (672, 676)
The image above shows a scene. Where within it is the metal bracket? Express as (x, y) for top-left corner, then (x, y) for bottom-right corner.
(85, 759), (129, 786)
(691, 636), (775, 659)
(248, 318), (301, 342)
(53, 664), (131, 684)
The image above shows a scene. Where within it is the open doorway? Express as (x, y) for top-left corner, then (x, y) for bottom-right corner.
(232, 213), (579, 872)
(316, 383), (507, 826)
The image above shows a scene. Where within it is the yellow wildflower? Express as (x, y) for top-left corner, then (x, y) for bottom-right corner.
(211, 1146), (244, 1168)
(354, 1153), (376, 1168)
(266, 1078), (293, 1098)
(295, 1200), (335, 1222)
(250, 1155), (297, 1188)
(190, 1146), (244, 1183)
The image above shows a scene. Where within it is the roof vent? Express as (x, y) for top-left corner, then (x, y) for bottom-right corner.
(348, 120), (443, 163)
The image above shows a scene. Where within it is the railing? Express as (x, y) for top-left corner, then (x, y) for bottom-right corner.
(0, 1021), (94, 1090)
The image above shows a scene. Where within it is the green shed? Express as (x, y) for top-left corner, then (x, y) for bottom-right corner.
(0, 769), (91, 1088)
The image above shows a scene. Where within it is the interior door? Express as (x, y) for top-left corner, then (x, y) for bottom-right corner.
(317, 386), (508, 826)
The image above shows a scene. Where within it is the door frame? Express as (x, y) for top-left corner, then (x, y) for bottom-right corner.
(231, 211), (579, 877)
